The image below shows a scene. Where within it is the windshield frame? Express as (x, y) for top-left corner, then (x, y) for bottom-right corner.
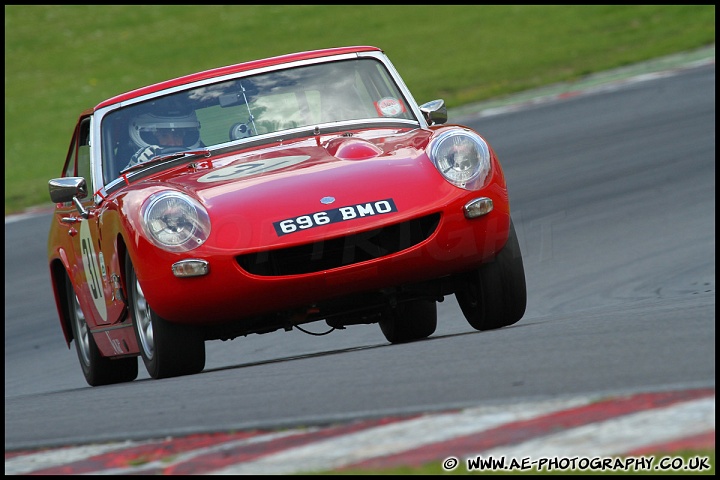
(92, 50), (427, 201)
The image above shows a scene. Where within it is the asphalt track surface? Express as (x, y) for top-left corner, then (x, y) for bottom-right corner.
(4, 50), (715, 474)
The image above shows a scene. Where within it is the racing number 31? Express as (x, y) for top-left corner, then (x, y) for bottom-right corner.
(81, 237), (103, 301)
(80, 238), (100, 300)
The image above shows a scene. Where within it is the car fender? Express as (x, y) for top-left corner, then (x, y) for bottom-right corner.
(48, 246), (75, 346)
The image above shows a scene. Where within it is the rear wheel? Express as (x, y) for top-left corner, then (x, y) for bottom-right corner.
(126, 255), (205, 379)
(66, 276), (138, 386)
(456, 220), (527, 331)
(379, 299), (437, 344)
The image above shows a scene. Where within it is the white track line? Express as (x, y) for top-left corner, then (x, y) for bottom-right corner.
(206, 397), (592, 475)
(471, 396), (715, 460)
(4, 440), (153, 475)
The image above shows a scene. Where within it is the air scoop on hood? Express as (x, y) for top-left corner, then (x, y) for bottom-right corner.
(324, 136), (384, 160)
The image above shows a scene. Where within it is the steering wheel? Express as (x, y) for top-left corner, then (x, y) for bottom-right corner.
(229, 122), (253, 140)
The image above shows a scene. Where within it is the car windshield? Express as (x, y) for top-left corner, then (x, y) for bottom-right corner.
(100, 58), (416, 184)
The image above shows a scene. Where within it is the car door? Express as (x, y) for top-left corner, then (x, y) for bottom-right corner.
(66, 116), (124, 329)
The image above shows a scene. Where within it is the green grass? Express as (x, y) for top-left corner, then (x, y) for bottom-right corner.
(4, 5), (715, 214)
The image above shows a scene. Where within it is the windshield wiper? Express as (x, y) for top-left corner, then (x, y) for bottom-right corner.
(120, 149), (210, 175)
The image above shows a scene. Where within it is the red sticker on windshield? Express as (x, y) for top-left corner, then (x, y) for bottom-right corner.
(374, 97), (406, 117)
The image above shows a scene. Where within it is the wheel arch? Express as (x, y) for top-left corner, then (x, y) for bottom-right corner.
(115, 232), (132, 305)
(49, 258), (73, 347)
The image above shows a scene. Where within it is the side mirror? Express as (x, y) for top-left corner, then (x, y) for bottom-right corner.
(49, 177), (87, 203)
(419, 99), (447, 126)
(49, 177), (89, 218)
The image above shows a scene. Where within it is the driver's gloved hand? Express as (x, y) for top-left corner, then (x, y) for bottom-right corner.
(126, 145), (162, 170)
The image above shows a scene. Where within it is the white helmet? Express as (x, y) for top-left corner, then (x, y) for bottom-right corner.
(129, 109), (201, 149)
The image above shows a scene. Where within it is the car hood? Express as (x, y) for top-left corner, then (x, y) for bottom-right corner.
(142, 128), (463, 252)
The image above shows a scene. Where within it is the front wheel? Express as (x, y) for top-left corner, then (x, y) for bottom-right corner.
(378, 299), (437, 344)
(66, 276), (138, 386)
(126, 255), (205, 379)
(455, 219), (527, 331)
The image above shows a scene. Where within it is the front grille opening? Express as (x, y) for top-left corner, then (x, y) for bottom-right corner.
(238, 213), (440, 276)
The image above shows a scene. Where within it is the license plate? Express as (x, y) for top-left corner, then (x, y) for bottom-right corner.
(274, 199), (398, 236)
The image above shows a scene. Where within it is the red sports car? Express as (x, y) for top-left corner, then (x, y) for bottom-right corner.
(47, 46), (526, 386)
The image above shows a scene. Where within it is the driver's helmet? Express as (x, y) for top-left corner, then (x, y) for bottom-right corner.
(129, 108), (201, 149)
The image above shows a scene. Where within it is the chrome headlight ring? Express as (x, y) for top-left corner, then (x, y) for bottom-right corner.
(428, 129), (491, 190)
(141, 191), (211, 252)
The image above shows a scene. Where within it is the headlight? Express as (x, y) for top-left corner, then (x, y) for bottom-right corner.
(428, 129), (491, 190)
(141, 191), (211, 252)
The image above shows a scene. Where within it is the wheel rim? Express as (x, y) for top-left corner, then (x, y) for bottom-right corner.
(72, 293), (91, 366)
(133, 278), (155, 360)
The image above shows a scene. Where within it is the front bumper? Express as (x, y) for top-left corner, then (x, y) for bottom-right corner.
(135, 189), (511, 326)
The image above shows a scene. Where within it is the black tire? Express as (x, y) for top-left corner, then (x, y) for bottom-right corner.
(379, 299), (437, 344)
(66, 276), (138, 386)
(456, 219), (527, 331)
(126, 255), (205, 379)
